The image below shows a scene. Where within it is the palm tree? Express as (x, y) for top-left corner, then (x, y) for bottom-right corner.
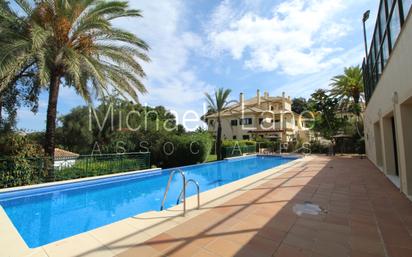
(0, 0), (47, 92)
(0, 1), (44, 130)
(330, 66), (364, 116)
(1, 0), (150, 159)
(205, 88), (232, 160)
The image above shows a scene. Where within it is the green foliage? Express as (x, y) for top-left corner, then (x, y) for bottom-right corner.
(308, 89), (346, 139)
(49, 98), (178, 155)
(222, 140), (256, 147)
(54, 154), (150, 181)
(0, 0), (41, 132)
(0, 150), (150, 188)
(220, 139), (256, 158)
(330, 66), (364, 114)
(221, 145), (256, 159)
(255, 137), (277, 150)
(0, 133), (45, 187)
(205, 88), (233, 160)
(0, 0), (46, 94)
(206, 154), (217, 163)
(153, 132), (213, 168)
(309, 140), (329, 154)
(1, 0), (150, 100)
(1, 0), (150, 159)
(0, 132), (42, 157)
(291, 97), (309, 114)
(24, 98), (214, 169)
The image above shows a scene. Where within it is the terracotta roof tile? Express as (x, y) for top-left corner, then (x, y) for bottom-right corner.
(54, 148), (79, 158)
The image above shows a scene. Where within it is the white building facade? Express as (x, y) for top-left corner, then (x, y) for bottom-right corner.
(363, 0), (412, 198)
(204, 90), (312, 143)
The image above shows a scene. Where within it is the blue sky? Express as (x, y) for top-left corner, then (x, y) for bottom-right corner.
(16, 0), (379, 132)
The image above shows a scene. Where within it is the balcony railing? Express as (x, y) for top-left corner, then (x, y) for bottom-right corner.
(363, 0), (411, 103)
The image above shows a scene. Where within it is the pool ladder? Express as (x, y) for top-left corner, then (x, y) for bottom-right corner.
(160, 169), (200, 216)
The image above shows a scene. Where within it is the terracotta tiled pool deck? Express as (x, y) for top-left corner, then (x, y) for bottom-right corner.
(116, 156), (412, 257)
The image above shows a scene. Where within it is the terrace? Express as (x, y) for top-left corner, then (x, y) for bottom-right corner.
(122, 156), (412, 257)
(8, 156), (412, 257)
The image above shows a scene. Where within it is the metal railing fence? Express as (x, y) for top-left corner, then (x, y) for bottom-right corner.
(0, 152), (150, 189)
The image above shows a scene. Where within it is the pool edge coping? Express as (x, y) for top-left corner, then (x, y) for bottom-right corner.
(0, 167), (162, 194)
(0, 156), (311, 257)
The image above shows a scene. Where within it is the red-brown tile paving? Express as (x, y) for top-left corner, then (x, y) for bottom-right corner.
(116, 156), (412, 257)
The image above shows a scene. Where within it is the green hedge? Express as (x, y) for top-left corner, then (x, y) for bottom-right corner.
(153, 133), (213, 168)
(221, 140), (257, 158)
(222, 140), (256, 147)
(222, 145), (256, 158)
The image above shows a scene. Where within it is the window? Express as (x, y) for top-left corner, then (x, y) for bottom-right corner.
(209, 120), (215, 126)
(370, 39), (376, 65)
(363, 0), (412, 104)
(231, 120), (238, 126)
(259, 118), (264, 124)
(270, 106), (274, 111)
(373, 27), (381, 75)
(243, 135), (250, 140)
(240, 118), (253, 125)
(382, 34), (390, 65)
(374, 29), (380, 54)
(233, 136), (237, 140)
(367, 50), (375, 83)
(376, 51), (383, 76)
(403, 0), (412, 18)
(379, 2), (387, 37)
(388, 0), (394, 10)
(390, 3), (401, 48)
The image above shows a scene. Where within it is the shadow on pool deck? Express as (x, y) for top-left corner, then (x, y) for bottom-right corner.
(80, 156), (412, 257)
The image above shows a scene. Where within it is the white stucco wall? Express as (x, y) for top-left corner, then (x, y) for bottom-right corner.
(364, 11), (412, 197)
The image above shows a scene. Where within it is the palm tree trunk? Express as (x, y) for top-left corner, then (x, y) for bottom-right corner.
(0, 95), (3, 124)
(216, 116), (222, 160)
(44, 72), (61, 159)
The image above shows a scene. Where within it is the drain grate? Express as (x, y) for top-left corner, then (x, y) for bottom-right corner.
(293, 201), (327, 216)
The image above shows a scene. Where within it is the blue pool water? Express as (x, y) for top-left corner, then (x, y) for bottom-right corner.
(0, 155), (297, 248)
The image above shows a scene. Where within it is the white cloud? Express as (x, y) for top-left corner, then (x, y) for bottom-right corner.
(115, 0), (213, 129)
(206, 0), (353, 75)
(270, 44), (364, 98)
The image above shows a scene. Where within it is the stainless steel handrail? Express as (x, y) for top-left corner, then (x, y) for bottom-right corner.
(176, 179), (200, 210)
(160, 169), (186, 214)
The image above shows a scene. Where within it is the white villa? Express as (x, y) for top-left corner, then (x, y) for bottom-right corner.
(204, 90), (313, 143)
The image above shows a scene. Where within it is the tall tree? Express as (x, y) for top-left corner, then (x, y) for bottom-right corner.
(205, 88), (232, 160)
(1, 1), (150, 160)
(0, 0), (46, 93)
(291, 97), (309, 114)
(309, 89), (344, 139)
(330, 66), (364, 116)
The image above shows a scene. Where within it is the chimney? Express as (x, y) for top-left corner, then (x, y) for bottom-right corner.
(240, 92), (244, 106)
(257, 90), (261, 106)
(264, 91), (269, 99)
(282, 92), (285, 98)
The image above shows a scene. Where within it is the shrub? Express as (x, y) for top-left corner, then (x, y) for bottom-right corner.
(221, 140), (257, 158)
(309, 140), (328, 154)
(153, 133), (213, 168)
(222, 140), (256, 147)
(0, 134), (45, 188)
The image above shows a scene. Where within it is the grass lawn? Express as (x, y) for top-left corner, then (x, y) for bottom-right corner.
(206, 154), (217, 163)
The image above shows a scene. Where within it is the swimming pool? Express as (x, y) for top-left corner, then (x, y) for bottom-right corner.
(0, 155), (297, 248)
